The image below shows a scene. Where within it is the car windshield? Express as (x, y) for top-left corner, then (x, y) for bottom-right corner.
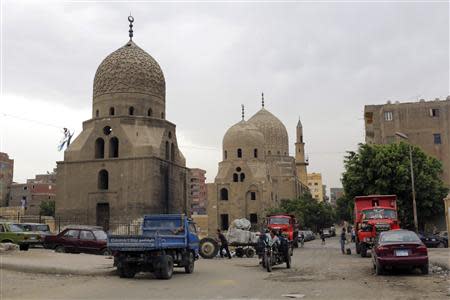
(362, 208), (396, 220)
(9, 224), (25, 232)
(93, 230), (107, 240)
(380, 231), (421, 243)
(269, 218), (289, 225)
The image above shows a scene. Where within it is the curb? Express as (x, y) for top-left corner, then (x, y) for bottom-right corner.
(1, 262), (117, 276)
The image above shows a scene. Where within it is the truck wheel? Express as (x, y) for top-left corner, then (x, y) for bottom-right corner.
(245, 247), (255, 258)
(355, 241), (361, 254)
(55, 245), (65, 253)
(420, 263), (429, 275)
(184, 252), (195, 274)
(157, 255), (174, 280)
(19, 244), (29, 251)
(235, 247), (244, 258)
(199, 238), (219, 259)
(119, 263), (136, 279)
(360, 244), (368, 258)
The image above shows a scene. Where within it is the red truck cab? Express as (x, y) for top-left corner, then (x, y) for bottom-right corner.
(266, 214), (299, 248)
(354, 195), (400, 257)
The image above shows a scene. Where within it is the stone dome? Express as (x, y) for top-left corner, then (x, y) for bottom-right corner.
(93, 41), (165, 100)
(223, 120), (265, 149)
(248, 108), (289, 155)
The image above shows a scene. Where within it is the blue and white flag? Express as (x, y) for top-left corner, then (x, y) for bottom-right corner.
(58, 128), (74, 151)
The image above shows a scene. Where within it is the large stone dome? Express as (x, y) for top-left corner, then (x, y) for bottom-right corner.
(223, 120), (265, 160)
(248, 108), (289, 156)
(93, 41), (165, 100)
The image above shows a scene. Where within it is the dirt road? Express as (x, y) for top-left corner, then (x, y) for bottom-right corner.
(2, 237), (449, 299)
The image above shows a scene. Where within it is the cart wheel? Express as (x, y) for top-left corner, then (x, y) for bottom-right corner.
(199, 238), (219, 259)
(245, 247), (255, 258)
(235, 247), (244, 258)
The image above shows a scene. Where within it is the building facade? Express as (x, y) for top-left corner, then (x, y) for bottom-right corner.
(307, 173), (324, 202)
(207, 102), (306, 233)
(189, 168), (207, 215)
(365, 97), (450, 186)
(56, 19), (189, 228)
(330, 187), (344, 206)
(0, 152), (14, 207)
(9, 172), (56, 216)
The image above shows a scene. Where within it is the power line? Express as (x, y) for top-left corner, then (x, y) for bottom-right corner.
(0, 112), (66, 129)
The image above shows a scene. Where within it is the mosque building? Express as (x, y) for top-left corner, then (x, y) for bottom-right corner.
(207, 96), (309, 232)
(56, 17), (189, 228)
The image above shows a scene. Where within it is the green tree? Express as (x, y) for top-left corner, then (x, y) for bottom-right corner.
(335, 195), (353, 223)
(268, 192), (336, 231)
(39, 201), (55, 217)
(341, 143), (448, 229)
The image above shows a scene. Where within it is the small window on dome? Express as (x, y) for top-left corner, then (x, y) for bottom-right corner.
(236, 167), (241, 172)
(224, 151), (227, 160)
(129, 107), (134, 116)
(148, 108), (152, 117)
(237, 148), (242, 158)
(254, 149), (258, 158)
(168, 132), (172, 139)
(233, 173), (238, 182)
(109, 107), (115, 116)
(161, 112), (165, 119)
(95, 110), (99, 117)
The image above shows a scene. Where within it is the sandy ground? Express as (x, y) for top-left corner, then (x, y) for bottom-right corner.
(1, 237), (449, 300)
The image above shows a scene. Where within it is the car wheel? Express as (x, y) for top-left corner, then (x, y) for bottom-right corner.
(19, 244), (29, 251)
(375, 260), (384, 276)
(437, 242), (445, 248)
(101, 248), (111, 256)
(55, 245), (65, 253)
(420, 263), (429, 275)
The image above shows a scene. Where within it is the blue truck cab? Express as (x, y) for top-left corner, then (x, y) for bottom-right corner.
(108, 214), (199, 279)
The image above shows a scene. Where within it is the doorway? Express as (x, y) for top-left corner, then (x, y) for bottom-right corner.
(96, 203), (110, 231)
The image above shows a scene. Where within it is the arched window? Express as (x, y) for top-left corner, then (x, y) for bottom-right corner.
(147, 108), (152, 117)
(171, 143), (175, 161)
(220, 188), (228, 200)
(165, 141), (169, 160)
(109, 137), (119, 158)
(268, 150), (271, 155)
(277, 151), (280, 155)
(161, 112), (165, 119)
(237, 148), (242, 158)
(109, 107), (115, 116)
(224, 151), (227, 160)
(254, 149), (258, 158)
(95, 138), (105, 159)
(98, 169), (108, 190)
(95, 110), (99, 117)
(233, 173), (239, 182)
(240, 173), (245, 182)
(129, 107), (134, 115)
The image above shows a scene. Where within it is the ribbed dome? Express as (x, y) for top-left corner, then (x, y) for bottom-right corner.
(93, 41), (165, 100)
(248, 108), (289, 155)
(223, 120), (265, 150)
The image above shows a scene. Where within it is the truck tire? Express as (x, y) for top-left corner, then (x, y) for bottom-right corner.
(19, 244), (29, 251)
(199, 237), (219, 259)
(360, 244), (368, 258)
(156, 255), (174, 280)
(119, 262), (136, 279)
(184, 252), (195, 274)
(245, 247), (255, 258)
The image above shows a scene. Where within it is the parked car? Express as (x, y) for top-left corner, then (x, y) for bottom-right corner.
(0, 222), (42, 250)
(298, 230), (315, 242)
(44, 225), (110, 255)
(14, 223), (52, 246)
(438, 231), (448, 248)
(418, 232), (447, 248)
(372, 230), (428, 275)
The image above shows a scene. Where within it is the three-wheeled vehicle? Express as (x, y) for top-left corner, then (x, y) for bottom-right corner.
(108, 214), (199, 279)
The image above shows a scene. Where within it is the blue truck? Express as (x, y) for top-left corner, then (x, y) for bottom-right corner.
(108, 214), (200, 279)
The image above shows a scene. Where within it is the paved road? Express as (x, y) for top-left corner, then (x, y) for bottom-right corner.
(2, 237), (449, 299)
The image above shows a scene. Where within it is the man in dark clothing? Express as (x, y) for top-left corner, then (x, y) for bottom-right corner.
(217, 229), (232, 259)
(340, 228), (347, 254)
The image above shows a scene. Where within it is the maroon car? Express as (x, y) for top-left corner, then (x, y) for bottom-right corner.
(44, 226), (110, 255)
(372, 229), (428, 275)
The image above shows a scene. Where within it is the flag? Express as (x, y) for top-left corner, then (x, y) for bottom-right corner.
(58, 128), (74, 151)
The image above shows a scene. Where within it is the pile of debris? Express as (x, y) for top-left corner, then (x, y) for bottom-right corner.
(0, 242), (19, 253)
(226, 218), (259, 244)
(430, 264), (449, 276)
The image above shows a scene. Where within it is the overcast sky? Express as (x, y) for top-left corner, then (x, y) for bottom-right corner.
(1, 1), (449, 195)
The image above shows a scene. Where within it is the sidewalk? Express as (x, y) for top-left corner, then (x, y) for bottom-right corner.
(428, 248), (450, 270)
(0, 248), (116, 276)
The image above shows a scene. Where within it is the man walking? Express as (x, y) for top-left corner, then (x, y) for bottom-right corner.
(217, 229), (232, 259)
(340, 228), (347, 254)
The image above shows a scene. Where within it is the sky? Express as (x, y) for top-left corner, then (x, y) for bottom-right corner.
(0, 1), (449, 195)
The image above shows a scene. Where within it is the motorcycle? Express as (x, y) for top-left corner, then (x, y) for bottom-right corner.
(260, 236), (291, 272)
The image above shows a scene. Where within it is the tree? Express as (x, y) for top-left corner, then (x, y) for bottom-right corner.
(39, 201), (55, 217)
(268, 192), (336, 231)
(336, 195), (353, 223)
(341, 143), (448, 229)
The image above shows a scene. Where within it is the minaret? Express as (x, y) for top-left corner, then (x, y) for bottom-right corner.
(295, 117), (308, 186)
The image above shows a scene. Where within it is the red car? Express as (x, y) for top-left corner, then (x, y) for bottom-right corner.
(44, 226), (110, 255)
(372, 230), (428, 275)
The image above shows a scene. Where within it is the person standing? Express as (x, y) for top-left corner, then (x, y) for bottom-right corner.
(217, 229), (232, 259)
(320, 229), (326, 245)
(340, 228), (347, 254)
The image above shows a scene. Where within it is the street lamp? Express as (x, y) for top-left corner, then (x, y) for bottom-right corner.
(395, 131), (418, 232)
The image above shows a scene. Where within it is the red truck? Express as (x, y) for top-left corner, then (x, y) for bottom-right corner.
(266, 214), (299, 248)
(354, 195), (400, 257)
